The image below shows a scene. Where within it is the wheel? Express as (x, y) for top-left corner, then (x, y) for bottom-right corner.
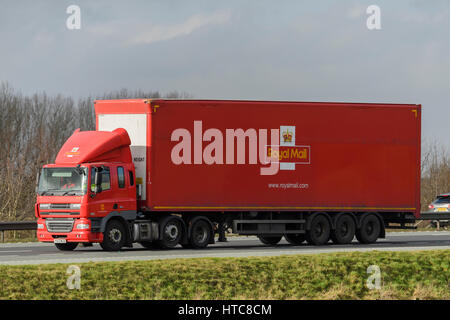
(258, 235), (282, 245)
(100, 220), (126, 251)
(331, 214), (356, 244)
(284, 234), (306, 245)
(189, 219), (212, 249)
(306, 214), (331, 245)
(356, 214), (381, 244)
(55, 242), (78, 251)
(155, 217), (183, 249)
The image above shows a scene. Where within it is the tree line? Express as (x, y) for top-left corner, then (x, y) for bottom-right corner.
(0, 82), (190, 222)
(0, 82), (448, 223)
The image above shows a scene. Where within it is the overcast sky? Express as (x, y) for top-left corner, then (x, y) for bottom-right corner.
(1, 0), (449, 147)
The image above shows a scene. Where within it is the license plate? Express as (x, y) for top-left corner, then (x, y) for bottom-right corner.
(437, 208), (448, 212)
(54, 239), (67, 244)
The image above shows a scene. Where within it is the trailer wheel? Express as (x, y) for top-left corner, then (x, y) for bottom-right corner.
(100, 220), (126, 251)
(258, 235), (282, 245)
(356, 214), (380, 244)
(284, 234), (306, 245)
(189, 219), (212, 249)
(55, 242), (78, 251)
(156, 217), (183, 249)
(331, 214), (356, 244)
(306, 215), (331, 245)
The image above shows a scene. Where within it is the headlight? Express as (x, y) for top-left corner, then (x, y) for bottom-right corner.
(39, 203), (51, 209)
(37, 223), (45, 229)
(70, 203), (81, 209)
(76, 223), (90, 230)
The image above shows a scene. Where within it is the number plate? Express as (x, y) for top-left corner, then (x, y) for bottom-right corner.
(54, 239), (67, 244)
(437, 207), (448, 212)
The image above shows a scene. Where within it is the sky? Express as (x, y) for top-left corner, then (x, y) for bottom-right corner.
(0, 0), (449, 147)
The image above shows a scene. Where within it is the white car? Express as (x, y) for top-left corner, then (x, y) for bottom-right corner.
(428, 193), (450, 226)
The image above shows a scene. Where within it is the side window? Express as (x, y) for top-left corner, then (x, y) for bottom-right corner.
(117, 167), (125, 188)
(129, 170), (134, 186)
(101, 168), (111, 190)
(90, 167), (111, 191)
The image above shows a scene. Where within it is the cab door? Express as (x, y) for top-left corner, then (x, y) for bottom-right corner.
(89, 166), (115, 218)
(114, 165), (137, 213)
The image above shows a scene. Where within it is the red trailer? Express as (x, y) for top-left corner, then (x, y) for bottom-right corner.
(35, 99), (421, 251)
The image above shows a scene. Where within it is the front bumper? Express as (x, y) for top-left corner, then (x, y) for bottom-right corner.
(36, 218), (103, 243)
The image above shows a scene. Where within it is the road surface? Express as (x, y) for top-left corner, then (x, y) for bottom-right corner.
(0, 231), (449, 265)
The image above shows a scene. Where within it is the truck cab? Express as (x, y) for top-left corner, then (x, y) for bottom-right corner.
(35, 128), (138, 251)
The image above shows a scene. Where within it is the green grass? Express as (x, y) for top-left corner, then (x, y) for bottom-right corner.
(0, 250), (449, 300)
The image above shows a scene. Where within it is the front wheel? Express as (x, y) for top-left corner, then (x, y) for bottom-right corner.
(55, 242), (78, 251)
(100, 220), (126, 251)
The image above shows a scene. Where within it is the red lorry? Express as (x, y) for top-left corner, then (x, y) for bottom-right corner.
(35, 99), (422, 251)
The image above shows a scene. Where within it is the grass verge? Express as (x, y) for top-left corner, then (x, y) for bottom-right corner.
(0, 250), (449, 300)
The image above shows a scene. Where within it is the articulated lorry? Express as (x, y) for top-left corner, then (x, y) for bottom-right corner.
(35, 99), (424, 251)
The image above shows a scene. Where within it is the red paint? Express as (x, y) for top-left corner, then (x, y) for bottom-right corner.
(96, 99), (421, 218)
(55, 128), (132, 164)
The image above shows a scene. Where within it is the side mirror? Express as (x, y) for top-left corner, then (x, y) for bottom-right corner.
(35, 172), (40, 194)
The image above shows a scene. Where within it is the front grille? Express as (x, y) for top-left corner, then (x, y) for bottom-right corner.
(45, 218), (74, 233)
(50, 203), (71, 209)
(41, 212), (79, 216)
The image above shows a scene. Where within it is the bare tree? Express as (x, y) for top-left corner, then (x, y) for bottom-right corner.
(0, 83), (192, 231)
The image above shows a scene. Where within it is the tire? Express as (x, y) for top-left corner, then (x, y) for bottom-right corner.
(258, 235), (282, 245)
(55, 242), (78, 251)
(331, 214), (356, 244)
(100, 220), (126, 251)
(306, 214), (331, 245)
(155, 216), (183, 249)
(284, 234), (306, 245)
(189, 219), (212, 249)
(356, 214), (381, 244)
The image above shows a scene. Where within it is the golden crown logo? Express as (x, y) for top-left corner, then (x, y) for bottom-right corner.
(282, 129), (293, 143)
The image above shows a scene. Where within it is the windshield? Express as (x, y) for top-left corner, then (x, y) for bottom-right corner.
(37, 167), (88, 196)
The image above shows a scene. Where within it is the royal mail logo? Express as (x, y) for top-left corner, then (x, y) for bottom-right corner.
(170, 121), (311, 176)
(267, 146), (310, 164)
(65, 147), (80, 158)
(282, 129), (293, 143)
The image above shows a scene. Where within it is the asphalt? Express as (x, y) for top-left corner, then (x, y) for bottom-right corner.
(0, 231), (449, 265)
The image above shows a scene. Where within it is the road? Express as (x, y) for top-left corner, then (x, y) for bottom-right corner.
(0, 231), (449, 265)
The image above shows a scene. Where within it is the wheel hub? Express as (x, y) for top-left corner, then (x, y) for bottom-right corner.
(109, 228), (122, 243)
(165, 224), (179, 241)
